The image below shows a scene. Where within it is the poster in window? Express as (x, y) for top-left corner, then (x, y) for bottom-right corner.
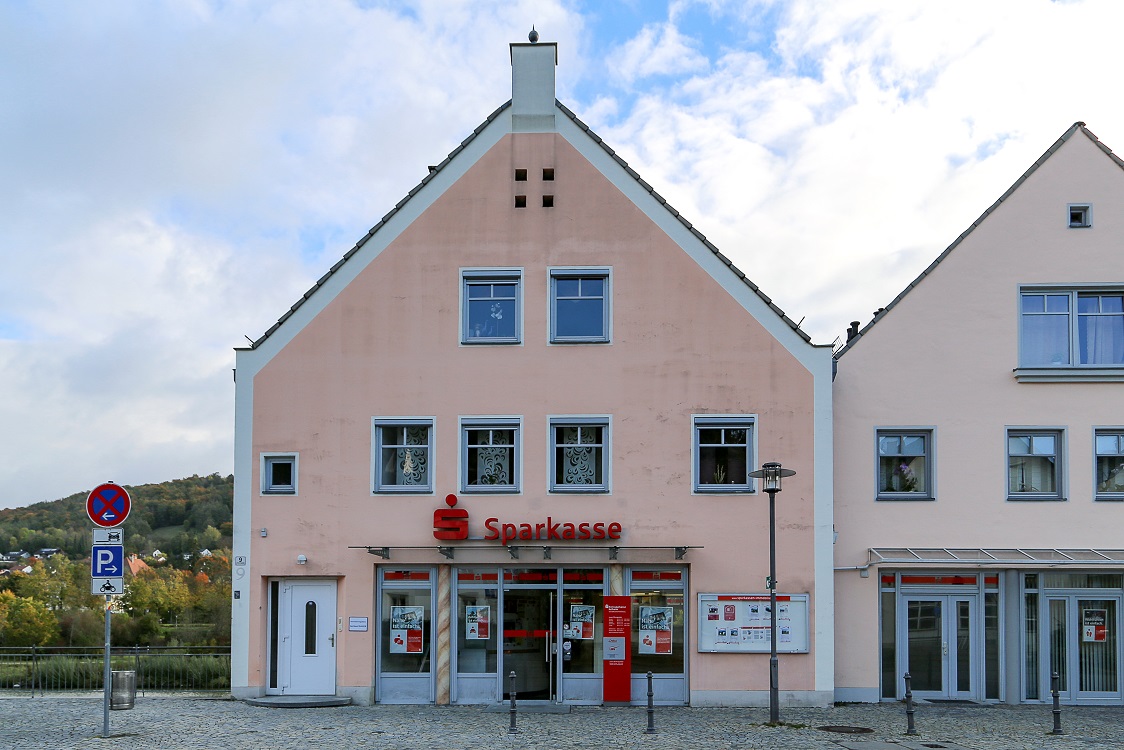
(639, 605), (673, 654)
(390, 605), (424, 653)
(466, 605), (490, 640)
(570, 604), (595, 640)
(1083, 609), (1108, 642)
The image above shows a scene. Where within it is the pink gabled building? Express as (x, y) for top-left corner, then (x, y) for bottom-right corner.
(231, 36), (834, 706)
(833, 123), (1124, 705)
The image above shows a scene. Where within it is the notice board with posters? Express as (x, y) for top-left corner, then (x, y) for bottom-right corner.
(696, 593), (810, 653)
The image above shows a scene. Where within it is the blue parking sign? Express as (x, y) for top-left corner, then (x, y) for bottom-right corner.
(92, 545), (124, 577)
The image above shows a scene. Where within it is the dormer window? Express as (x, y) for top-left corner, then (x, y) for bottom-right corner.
(1068, 204), (1091, 228)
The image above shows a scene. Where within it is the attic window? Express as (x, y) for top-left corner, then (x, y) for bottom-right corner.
(515, 169), (528, 182)
(515, 195), (527, 208)
(542, 195), (554, 208)
(1069, 204), (1091, 228)
(542, 168), (555, 181)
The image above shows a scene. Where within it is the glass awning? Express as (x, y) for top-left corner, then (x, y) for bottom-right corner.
(868, 548), (1124, 566)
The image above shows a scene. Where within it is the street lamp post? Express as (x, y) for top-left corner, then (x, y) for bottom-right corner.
(748, 461), (795, 724)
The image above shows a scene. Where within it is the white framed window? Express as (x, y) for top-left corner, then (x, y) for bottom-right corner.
(1007, 429), (1064, 501)
(461, 418), (520, 493)
(261, 453), (297, 495)
(1095, 429), (1124, 500)
(876, 430), (933, 500)
(1068, 203), (1091, 228)
(462, 269), (521, 344)
(550, 268), (610, 343)
(373, 419), (433, 493)
(1019, 288), (1124, 370)
(693, 415), (755, 493)
(549, 417), (609, 493)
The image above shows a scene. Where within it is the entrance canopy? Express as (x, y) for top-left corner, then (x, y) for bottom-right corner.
(868, 548), (1124, 567)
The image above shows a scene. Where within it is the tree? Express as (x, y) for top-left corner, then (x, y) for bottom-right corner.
(0, 595), (59, 646)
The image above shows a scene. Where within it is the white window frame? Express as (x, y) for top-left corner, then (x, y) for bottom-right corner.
(261, 453), (298, 495)
(372, 418), (435, 494)
(693, 415), (756, 494)
(875, 428), (935, 501)
(1067, 203), (1091, 228)
(460, 417), (521, 494)
(1094, 428), (1124, 501)
(1016, 285), (1124, 381)
(549, 267), (611, 343)
(1007, 427), (1065, 501)
(548, 416), (611, 493)
(461, 268), (522, 344)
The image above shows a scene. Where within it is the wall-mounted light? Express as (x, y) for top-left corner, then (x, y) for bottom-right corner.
(296, 554), (307, 565)
(260, 528), (268, 538)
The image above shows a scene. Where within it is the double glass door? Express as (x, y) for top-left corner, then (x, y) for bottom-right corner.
(902, 595), (976, 700)
(1046, 596), (1120, 701)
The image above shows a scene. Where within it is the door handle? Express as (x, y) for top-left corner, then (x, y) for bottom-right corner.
(329, 633), (335, 647)
(942, 641), (948, 655)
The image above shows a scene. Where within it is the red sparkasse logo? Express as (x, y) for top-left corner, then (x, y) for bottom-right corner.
(433, 493), (623, 545)
(433, 494), (469, 540)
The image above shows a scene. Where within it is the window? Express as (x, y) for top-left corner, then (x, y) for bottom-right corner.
(262, 454), (297, 495)
(462, 419), (520, 493)
(876, 430), (932, 500)
(1095, 430), (1124, 500)
(462, 270), (521, 343)
(550, 269), (610, 343)
(1008, 429), (1063, 500)
(1068, 204), (1091, 228)
(374, 420), (433, 493)
(694, 416), (754, 492)
(550, 418), (609, 492)
(1019, 288), (1124, 369)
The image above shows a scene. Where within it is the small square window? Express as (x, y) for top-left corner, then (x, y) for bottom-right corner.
(514, 169), (528, 181)
(876, 430), (932, 500)
(262, 454), (297, 495)
(542, 195), (554, 208)
(1095, 430), (1124, 500)
(462, 419), (520, 493)
(1007, 429), (1063, 500)
(542, 168), (555, 181)
(550, 418), (609, 492)
(515, 195), (527, 208)
(373, 420), (433, 493)
(694, 416), (754, 492)
(462, 270), (521, 344)
(1068, 204), (1091, 228)
(550, 269), (610, 343)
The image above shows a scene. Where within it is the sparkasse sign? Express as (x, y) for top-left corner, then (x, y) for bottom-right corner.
(433, 493), (622, 545)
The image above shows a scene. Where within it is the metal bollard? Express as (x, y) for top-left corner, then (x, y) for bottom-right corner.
(645, 671), (656, 734)
(904, 672), (918, 736)
(1051, 671), (1063, 735)
(508, 670), (518, 734)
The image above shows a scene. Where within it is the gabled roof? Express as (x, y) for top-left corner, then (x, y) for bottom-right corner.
(835, 122), (1124, 359)
(247, 99), (812, 349)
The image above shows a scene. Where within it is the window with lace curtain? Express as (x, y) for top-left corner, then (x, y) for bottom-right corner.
(461, 419), (520, 493)
(549, 418), (609, 493)
(373, 419), (433, 493)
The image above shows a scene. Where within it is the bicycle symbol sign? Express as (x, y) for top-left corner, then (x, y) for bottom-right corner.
(86, 483), (132, 528)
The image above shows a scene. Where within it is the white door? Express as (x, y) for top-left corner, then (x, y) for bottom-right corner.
(901, 595), (976, 700)
(280, 580), (337, 695)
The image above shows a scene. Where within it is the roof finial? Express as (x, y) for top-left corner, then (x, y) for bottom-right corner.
(528, 26), (539, 43)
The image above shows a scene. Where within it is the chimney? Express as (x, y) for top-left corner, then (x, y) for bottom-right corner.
(846, 321), (860, 342)
(510, 28), (557, 132)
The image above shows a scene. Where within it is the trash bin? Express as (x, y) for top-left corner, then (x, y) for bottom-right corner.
(110, 670), (136, 710)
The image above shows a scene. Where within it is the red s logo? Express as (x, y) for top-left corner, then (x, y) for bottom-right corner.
(433, 494), (468, 540)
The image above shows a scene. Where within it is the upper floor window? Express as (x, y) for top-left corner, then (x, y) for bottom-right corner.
(462, 269), (521, 344)
(374, 419), (433, 493)
(694, 416), (754, 493)
(876, 430), (932, 500)
(462, 419), (520, 493)
(1096, 430), (1124, 500)
(1068, 204), (1091, 228)
(262, 454), (297, 495)
(550, 418), (609, 492)
(550, 268), (610, 343)
(1008, 429), (1063, 501)
(1020, 289), (1124, 368)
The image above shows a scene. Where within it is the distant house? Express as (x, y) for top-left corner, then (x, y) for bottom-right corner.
(125, 554), (150, 577)
(36, 548), (60, 558)
(198, 549), (213, 558)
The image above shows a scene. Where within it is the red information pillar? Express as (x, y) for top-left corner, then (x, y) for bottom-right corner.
(602, 595), (632, 704)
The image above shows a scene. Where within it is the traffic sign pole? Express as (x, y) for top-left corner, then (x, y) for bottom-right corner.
(86, 482), (130, 740)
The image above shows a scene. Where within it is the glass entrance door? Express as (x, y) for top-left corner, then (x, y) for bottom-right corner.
(1046, 596), (1120, 701)
(902, 595), (976, 700)
(502, 588), (556, 701)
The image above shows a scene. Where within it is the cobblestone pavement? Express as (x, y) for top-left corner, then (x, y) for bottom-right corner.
(1, 694), (1122, 750)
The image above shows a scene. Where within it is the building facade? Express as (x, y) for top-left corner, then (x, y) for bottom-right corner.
(231, 38), (835, 706)
(833, 123), (1124, 705)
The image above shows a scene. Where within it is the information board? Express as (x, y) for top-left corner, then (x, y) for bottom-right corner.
(696, 593), (810, 653)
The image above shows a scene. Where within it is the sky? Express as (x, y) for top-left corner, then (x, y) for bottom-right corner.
(3, 0), (1123, 509)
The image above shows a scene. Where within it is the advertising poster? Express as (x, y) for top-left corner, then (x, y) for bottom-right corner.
(390, 605), (425, 653)
(570, 604), (595, 640)
(466, 605), (490, 640)
(639, 605), (673, 654)
(602, 596), (632, 703)
(696, 594), (810, 653)
(1083, 609), (1108, 642)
